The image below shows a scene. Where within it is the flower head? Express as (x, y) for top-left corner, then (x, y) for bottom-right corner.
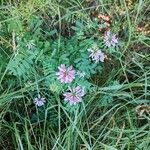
(34, 95), (46, 107)
(88, 48), (105, 63)
(63, 86), (85, 105)
(104, 31), (118, 47)
(56, 64), (75, 83)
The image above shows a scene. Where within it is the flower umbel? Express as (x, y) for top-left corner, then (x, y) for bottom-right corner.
(56, 64), (75, 83)
(34, 95), (46, 106)
(88, 48), (105, 63)
(63, 86), (85, 105)
(104, 31), (118, 47)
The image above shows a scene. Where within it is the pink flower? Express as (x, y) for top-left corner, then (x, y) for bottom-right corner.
(34, 95), (46, 107)
(88, 48), (106, 63)
(104, 31), (118, 47)
(63, 86), (85, 105)
(56, 64), (75, 83)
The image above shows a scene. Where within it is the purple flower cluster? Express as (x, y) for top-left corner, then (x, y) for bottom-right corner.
(56, 64), (75, 83)
(63, 86), (84, 105)
(34, 95), (46, 107)
(104, 31), (118, 47)
(56, 64), (85, 105)
(88, 48), (105, 63)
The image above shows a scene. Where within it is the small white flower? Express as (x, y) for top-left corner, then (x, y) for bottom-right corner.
(26, 40), (35, 50)
(34, 95), (46, 107)
(76, 71), (86, 78)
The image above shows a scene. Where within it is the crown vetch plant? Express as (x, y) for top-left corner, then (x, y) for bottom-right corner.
(5, 19), (118, 107)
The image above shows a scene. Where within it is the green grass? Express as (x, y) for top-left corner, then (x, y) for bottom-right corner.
(0, 0), (150, 149)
